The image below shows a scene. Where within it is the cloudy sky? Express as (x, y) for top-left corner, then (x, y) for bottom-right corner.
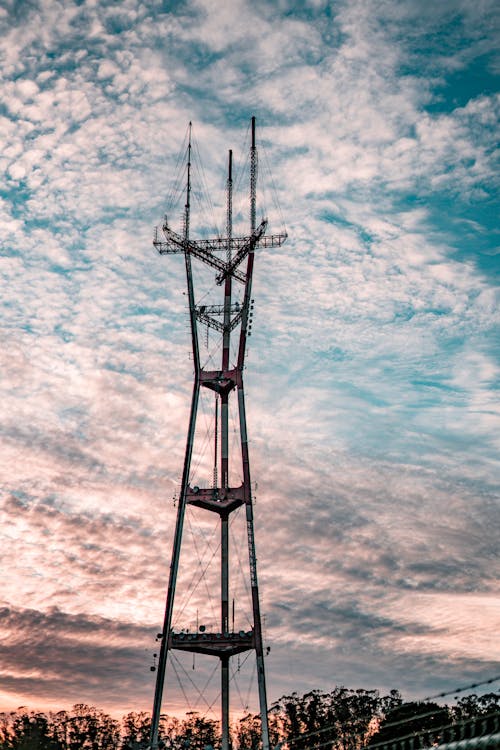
(1, 0), (499, 723)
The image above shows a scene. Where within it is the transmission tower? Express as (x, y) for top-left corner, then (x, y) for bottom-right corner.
(149, 118), (287, 750)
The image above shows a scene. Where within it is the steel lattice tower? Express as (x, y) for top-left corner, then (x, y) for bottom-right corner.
(149, 118), (286, 750)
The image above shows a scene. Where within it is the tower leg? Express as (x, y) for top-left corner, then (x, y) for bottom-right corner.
(238, 383), (270, 750)
(221, 514), (230, 750)
(221, 655), (230, 750)
(247, 506), (271, 750)
(149, 376), (200, 750)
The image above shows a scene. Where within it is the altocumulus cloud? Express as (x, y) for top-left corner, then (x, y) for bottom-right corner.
(0, 0), (499, 716)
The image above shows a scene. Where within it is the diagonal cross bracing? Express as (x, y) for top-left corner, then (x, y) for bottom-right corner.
(154, 220), (287, 284)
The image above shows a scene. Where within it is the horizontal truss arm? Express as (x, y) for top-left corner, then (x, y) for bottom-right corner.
(154, 222), (287, 285)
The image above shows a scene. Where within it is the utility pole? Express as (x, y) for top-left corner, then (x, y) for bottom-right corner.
(149, 118), (286, 750)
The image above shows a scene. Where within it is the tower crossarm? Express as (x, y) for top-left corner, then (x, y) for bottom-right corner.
(186, 483), (245, 515)
(215, 228), (287, 284)
(169, 630), (254, 658)
(255, 231), (288, 249)
(195, 303), (243, 334)
(196, 309), (224, 333)
(154, 222), (287, 285)
(154, 224), (233, 279)
(200, 367), (239, 396)
(215, 219), (266, 284)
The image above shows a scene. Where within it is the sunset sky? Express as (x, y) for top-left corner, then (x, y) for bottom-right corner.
(1, 0), (499, 721)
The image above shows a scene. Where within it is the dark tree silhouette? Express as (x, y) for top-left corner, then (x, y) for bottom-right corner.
(234, 713), (262, 750)
(367, 701), (450, 749)
(175, 711), (220, 750)
(121, 711), (152, 749)
(453, 693), (500, 720)
(6, 710), (61, 750)
(269, 687), (401, 750)
(0, 686), (497, 750)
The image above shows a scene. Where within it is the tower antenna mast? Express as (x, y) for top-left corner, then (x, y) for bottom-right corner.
(150, 117), (286, 750)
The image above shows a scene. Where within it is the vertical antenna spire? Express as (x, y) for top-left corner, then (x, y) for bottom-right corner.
(184, 121), (192, 242)
(250, 116), (257, 234)
(226, 148), (233, 264)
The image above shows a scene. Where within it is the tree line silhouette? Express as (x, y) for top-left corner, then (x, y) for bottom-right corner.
(0, 687), (498, 749)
